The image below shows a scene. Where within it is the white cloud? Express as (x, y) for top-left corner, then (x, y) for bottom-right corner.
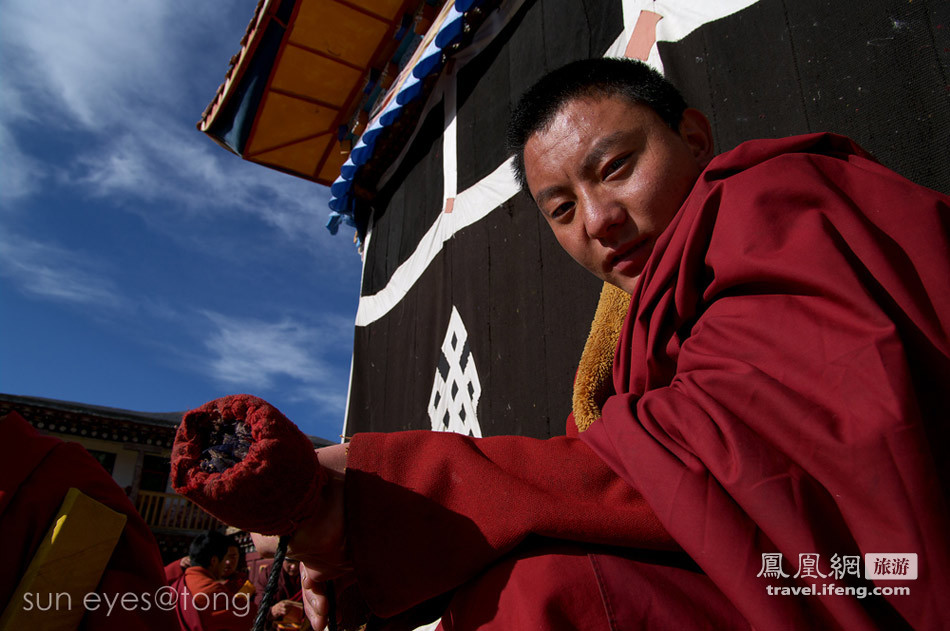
(0, 0), (355, 255)
(0, 0), (177, 129)
(287, 385), (349, 420)
(204, 313), (326, 385)
(201, 312), (351, 414)
(77, 134), (156, 197)
(72, 121), (337, 245)
(0, 126), (46, 202)
(0, 233), (124, 308)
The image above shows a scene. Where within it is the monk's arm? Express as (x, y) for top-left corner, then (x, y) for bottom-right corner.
(342, 430), (675, 617)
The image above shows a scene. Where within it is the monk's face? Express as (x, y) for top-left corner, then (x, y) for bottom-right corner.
(220, 546), (239, 577)
(523, 96), (713, 293)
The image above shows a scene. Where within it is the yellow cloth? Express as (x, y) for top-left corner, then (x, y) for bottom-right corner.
(572, 282), (631, 433)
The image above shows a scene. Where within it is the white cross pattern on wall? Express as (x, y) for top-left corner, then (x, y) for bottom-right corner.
(428, 306), (482, 438)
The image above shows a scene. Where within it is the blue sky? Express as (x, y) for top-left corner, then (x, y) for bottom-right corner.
(0, 0), (363, 440)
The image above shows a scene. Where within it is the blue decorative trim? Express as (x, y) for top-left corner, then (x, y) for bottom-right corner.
(325, 0), (485, 226)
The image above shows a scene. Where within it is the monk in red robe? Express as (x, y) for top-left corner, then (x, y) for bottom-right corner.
(263, 58), (949, 630)
(251, 558), (306, 630)
(175, 530), (255, 631)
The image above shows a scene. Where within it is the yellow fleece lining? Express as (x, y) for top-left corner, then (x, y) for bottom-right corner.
(572, 282), (631, 432)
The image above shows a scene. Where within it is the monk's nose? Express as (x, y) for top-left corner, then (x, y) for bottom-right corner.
(583, 198), (626, 241)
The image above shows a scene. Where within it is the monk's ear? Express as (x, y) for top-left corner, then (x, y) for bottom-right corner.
(678, 108), (714, 168)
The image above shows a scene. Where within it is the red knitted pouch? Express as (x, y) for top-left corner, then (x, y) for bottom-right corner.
(170, 394), (325, 535)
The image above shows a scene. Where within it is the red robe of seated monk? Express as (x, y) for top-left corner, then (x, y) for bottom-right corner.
(341, 134), (949, 630)
(180, 565), (255, 631)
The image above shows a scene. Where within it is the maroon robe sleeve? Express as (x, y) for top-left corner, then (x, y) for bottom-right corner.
(581, 134), (950, 630)
(344, 430), (675, 617)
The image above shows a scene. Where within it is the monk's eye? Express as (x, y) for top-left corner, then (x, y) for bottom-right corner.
(604, 155), (630, 178)
(551, 201), (574, 218)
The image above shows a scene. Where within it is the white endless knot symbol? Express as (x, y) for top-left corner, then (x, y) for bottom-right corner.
(428, 306), (482, 437)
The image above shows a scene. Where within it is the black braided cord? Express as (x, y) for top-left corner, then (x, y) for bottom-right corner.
(252, 535), (289, 631)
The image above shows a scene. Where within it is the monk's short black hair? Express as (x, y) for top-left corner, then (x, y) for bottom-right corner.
(506, 57), (689, 190)
(189, 530), (233, 568)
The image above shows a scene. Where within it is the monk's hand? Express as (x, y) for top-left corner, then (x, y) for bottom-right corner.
(251, 443), (352, 628)
(270, 599), (292, 618)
